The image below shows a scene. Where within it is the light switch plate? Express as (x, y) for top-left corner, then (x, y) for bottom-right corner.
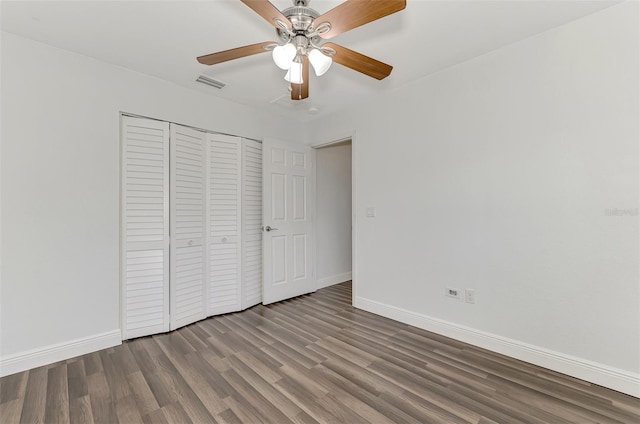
(366, 207), (376, 218)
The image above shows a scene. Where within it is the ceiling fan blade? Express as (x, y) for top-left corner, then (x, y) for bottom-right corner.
(197, 41), (275, 65)
(312, 0), (406, 39)
(240, 0), (292, 30)
(324, 43), (393, 80)
(291, 56), (310, 101)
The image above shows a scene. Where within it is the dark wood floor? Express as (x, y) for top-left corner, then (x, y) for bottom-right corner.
(1, 282), (638, 423)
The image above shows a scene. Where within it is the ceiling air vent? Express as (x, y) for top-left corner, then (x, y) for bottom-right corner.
(196, 75), (226, 89)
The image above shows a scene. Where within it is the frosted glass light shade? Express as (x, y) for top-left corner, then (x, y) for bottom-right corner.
(284, 60), (303, 84)
(272, 43), (296, 70)
(308, 49), (332, 76)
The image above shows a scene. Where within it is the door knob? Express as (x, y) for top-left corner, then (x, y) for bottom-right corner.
(264, 225), (278, 232)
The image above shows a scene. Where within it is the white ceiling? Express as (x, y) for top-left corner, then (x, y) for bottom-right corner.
(1, 0), (621, 121)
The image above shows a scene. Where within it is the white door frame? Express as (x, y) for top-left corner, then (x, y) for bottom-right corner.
(311, 131), (357, 305)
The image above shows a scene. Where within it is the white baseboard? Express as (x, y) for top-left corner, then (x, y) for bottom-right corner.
(317, 271), (352, 289)
(0, 330), (122, 377)
(355, 296), (640, 398)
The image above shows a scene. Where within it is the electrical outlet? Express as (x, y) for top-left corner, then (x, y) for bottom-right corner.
(445, 287), (461, 299)
(465, 289), (475, 304)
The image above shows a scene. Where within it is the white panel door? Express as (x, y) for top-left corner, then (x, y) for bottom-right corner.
(241, 139), (263, 309)
(262, 139), (316, 304)
(121, 116), (170, 339)
(170, 124), (207, 330)
(208, 134), (242, 315)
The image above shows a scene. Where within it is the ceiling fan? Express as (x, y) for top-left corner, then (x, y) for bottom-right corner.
(197, 0), (406, 100)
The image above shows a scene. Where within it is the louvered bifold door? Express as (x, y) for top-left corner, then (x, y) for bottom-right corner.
(207, 134), (242, 315)
(241, 139), (263, 309)
(170, 124), (207, 330)
(121, 116), (170, 339)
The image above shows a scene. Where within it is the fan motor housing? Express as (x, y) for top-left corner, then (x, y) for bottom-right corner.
(277, 4), (322, 46)
(283, 6), (318, 30)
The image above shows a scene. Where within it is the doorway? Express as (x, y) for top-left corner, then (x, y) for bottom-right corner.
(314, 140), (353, 289)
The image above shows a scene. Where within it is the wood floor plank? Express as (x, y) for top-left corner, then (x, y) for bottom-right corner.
(87, 372), (117, 424)
(314, 336), (377, 368)
(0, 398), (24, 424)
(612, 398), (640, 418)
(139, 370), (173, 409)
(0, 371), (27, 424)
(224, 394), (268, 424)
(125, 371), (160, 416)
(114, 395), (145, 424)
(147, 351), (216, 423)
(290, 410), (321, 424)
(111, 343), (140, 376)
(210, 317), (271, 351)
(226, 354), (301, 418)
(218, 313), (278, 347)
(67, 359), (88, 400)
(83, 352), (104, 376)
(308, 366), (397, 424)
(216, 407), (243, 424)
(198, 348), (232, 374)
(18, 367), (47, 424)
(221, 368), (293, 424)
(184, 351), (235, 398)
(99, 350), (132, 401)
(154, 349), (228, 416)
(0, 371), (27, 404)
(69, 394), (95, 424)
(280, 364), (330, 399)
(178, 326), (211, 351)
(142, 407), (170, 424)
(160, 401), (193, 424)
(2, 282), (638, 424)
(313, 394), (371, 424)
(261, 341), (320, 370)
(387, 382), (474, 424)
(378, 390), (472, 424)
(232, 350), (282, 384)
(321, 355), (405, 396)
(205, 334), (237, 358)
(434, 382), (541, 424)
(128, 339), (160, 377)
(44, 364), (70, 423)
(274, 376), (343, 423)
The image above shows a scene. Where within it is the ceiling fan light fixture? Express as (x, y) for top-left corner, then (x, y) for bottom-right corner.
(284, 56), (304, 84)
(308, 48), (332, 76)
(197, 0), (406, 101)
(272, 43), (296, 70)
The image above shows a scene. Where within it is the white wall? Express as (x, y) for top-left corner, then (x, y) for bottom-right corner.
(310, 2), (639, 396)
(0, 32), (307, 371)
(316, 142), (352, 288)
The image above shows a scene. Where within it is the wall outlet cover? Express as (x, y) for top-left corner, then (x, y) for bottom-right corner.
(446, 287), (462, 299)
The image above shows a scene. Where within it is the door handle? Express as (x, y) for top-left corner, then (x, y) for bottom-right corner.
(263, 225), (279, 232)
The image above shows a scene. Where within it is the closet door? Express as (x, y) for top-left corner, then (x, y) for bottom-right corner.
(208, 134), (242, 315)
(241, 139), (263, 309)
(169, 124), (207, 330)
(121, 116), (170, 339)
